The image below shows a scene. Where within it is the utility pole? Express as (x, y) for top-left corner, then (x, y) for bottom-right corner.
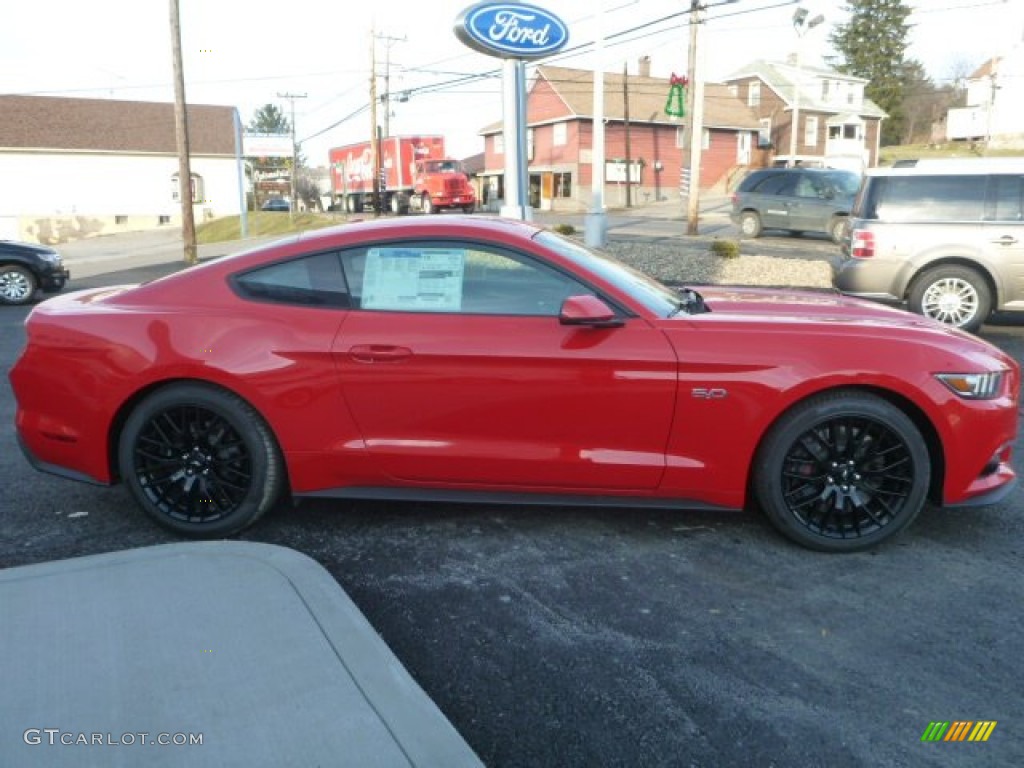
(789, 8), (825, 163)
(623, 62), (632, 208)
(169, 0), (197, 265)
(277, 91), (307, 220)
(370, 28), (380, 216)
(375, 33), (406, 139)
(683, 0), (704, 235)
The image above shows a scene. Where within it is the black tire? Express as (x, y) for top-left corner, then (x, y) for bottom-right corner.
(738, 211), (762, 238)
(0, 264), (37, 306)
(829, 216), (848, 243)
(753, 391), (931, 553)
(346, 195), (363, 214)
(462, 204), (475, 214)
(907, 265), (991, 333)
(118, 383), (284, 538)
(422, 194), (435, 215)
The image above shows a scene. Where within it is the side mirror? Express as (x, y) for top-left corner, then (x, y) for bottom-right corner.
(559, 295), (624, 328)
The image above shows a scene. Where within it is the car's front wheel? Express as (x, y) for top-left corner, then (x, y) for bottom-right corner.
(908, 265), (991, 333)
(0, 264), (37, 306)
(118, 383), (285, 538)
(738, 211), (762, 238)
(753, 391), (931, 552)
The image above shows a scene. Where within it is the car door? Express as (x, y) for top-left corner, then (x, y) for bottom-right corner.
(332, 241), (678, 490)
(751, 172), (798, 231)
(986, 173), (1024, 308)
(788, 172), (832, 232)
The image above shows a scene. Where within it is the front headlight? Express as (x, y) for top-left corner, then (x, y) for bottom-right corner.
(935, 371), (1006, 400)
(37, 250), (61, 264)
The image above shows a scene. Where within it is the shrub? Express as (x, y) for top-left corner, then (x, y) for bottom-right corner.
(553, 223), (576, 236)
(710, 238), (740, 259)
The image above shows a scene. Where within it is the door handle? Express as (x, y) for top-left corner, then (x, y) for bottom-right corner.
(991, 235), (1019, 246)
(349, 344), (412, 363)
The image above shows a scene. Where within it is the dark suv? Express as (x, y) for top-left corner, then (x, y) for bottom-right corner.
(731, 168), (861, 242)
(0, 240), (69, 306)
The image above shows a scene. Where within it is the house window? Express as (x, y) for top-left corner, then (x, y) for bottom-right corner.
(115, 215), (128, 225)
(844, 124), (858, 139)
(758, 118), (772, 148)
(829, 125), (840, 139)
(748, 81), (760, 107)
(553, 122), (567, 147)
(821, 80), (830, 101)
(805, 116), (818, 147)
(171, 173), (203, 203)
(158, 215), (171, 225)
(494, 134), (504, 155)
(528, 128), (535, 160)
(676, 126), (685, 148)
(702, 128), (710, 150)
(553, 172), (572, 198)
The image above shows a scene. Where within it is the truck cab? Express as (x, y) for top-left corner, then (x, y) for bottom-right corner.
(412, 159), (476, 214)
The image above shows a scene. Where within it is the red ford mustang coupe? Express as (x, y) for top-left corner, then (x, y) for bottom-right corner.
(9, 217), (1020, 552)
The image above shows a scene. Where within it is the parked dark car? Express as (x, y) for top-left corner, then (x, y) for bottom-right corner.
(261, 198), (291, 212)
(731, 168), (861, 242)
(0, 240), (69, 306)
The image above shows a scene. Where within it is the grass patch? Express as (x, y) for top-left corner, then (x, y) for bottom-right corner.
(196, 211), (346, 244)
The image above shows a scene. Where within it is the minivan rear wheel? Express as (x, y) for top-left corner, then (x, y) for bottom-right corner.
(739, 211), (762, 238)
(908, 265), (991, 333)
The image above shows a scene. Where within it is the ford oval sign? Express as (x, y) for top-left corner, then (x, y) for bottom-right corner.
(454, 2), (569, 60)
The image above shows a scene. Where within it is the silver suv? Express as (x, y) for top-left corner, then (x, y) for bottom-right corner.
(834, 158), (1024, 333)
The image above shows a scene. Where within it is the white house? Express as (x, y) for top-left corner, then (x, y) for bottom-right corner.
(946, 41), (1024, 147)
(0, 95), (242, 243)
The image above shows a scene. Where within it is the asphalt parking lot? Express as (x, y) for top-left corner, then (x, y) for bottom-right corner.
(2, 237), (1023, 767)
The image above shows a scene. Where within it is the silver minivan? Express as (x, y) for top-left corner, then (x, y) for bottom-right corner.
(834, 158), (1024, 332)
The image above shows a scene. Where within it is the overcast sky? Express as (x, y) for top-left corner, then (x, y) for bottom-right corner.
(2, 0), (1021, 163)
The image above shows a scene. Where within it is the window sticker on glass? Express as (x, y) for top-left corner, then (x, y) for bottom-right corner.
(362, 248), (466, 311)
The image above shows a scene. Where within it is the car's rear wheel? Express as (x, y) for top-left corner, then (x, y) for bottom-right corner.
(829, 216), (848, 243)
(119, 383), (284, 538)
(753, 391), (930, 553)
(908, 265), (991, 333)
(738, 211), (762, 238)
(0, 264), (37, 306)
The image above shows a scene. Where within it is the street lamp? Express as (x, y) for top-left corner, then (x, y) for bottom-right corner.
(788, 7), (825, 165)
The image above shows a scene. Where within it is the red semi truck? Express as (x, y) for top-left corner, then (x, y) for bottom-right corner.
(329, 135), (476, 215)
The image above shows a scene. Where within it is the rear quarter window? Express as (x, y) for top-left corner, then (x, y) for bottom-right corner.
(861, 175), (987, 222)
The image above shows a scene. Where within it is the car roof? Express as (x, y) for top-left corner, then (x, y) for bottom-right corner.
(867, 157), (1024, 176)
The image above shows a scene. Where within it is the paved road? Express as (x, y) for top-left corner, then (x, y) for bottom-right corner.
(2, 236), (1023, 767)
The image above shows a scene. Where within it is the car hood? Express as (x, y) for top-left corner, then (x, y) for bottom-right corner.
(695, 285), (943, 328)
(0, 240), (58, 257)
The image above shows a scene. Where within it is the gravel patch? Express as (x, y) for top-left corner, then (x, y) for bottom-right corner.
(603, 239), (835, 289)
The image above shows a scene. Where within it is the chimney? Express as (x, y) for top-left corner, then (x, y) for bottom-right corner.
(638, 56), (651, 78)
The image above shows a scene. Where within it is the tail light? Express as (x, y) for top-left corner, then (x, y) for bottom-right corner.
(850, 229), (875, 259)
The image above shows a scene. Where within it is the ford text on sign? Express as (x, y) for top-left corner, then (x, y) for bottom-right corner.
(454, 2), (568, 59)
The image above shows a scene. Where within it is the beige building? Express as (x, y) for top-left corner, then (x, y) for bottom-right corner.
(0, 95), (241, 243)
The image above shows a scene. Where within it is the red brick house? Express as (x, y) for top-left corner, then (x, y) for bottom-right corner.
(723, 59), (887, 170)
(479, 63), (762, 212)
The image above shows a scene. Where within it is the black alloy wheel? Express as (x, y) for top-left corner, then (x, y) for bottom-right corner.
(754, 391), (930, 552)
(119, 384), (284, 537)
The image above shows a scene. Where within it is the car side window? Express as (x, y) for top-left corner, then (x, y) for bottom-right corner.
(750, 174), (791, 195)
(870, 175), (987, 223)
(340, 242), (593, 316)
(990, 175), (1024, 222)
(794, 175), (820, 198)
(233, 251), (349, 307)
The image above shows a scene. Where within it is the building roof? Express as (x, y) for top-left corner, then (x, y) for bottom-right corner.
(0, 95), (237, 155)
(479, 64), (762, 134)
(969, 57), (1000, 80)
(724, 59), (887, 119)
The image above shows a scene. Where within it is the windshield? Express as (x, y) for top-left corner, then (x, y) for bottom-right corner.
(534, 230), (683, 316)
(424, 161), (461, 174)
